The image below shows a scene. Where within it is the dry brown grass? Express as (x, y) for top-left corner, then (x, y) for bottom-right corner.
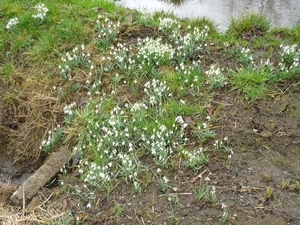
(0, 191), (70, 225)
(1, 71), (64, 165)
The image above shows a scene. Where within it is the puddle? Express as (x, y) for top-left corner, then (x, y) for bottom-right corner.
(0, 157), (32, 185)
(117, 0), (300, 31)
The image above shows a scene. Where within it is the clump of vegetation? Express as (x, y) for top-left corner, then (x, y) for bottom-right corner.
(227, 13), (271, 37)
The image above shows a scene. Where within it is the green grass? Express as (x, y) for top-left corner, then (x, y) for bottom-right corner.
(231, 68), (272, 101)
(1, 1), (300, 223)
(227, 13), (271, 37)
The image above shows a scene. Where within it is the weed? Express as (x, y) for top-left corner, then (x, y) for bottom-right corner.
(192, 182), (209, 201)
(1, 63), (15, 78)
(114, 203), (125, 217)
(281, 180), (300, 191)
(281, 180), (291, 189)
(264, 186), (273, 200)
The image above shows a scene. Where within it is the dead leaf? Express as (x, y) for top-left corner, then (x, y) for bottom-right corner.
(208, 106), (215, 115)
(183, 127), (191, 136)
(125, 14), (136, 24)
(76, 213), (88, 221)
(184, 116), (195, 127)
(61, 199), (68, 212)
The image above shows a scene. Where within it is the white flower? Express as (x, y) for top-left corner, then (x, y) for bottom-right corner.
(175, 116), (184, 124)
(163, 176), (169, 183)
(6, 17), (19, 29)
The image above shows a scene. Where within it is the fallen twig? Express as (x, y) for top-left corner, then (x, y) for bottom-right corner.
(191, 168), (208, 183)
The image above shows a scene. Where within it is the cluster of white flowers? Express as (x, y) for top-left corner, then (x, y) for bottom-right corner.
(213, 137), (233, 159)
(40, 130), (54, 149)
(63, 102), (77, 115)
(88, 80), (102, 96)
(6, 17), (19, 29)
(58, 44), (92, 80)
(158, 17), (180, 33)
(278, 44), (299, 71)
(144, 79), (170, 106)
(210, 185), (216, 200)
(171, 25), (209, 61)
(32, 3), (49, 20)
(96, 16), (120, 44)
(137, 37), (174, 68)
(83, 161), (112, 186)
(239, 47), (254, 66)
(175, 61), (203, 90)
(213, 139), (224, 151)
(118, 152), (139, 182)
(109, 43), (136, 72)
(261, 58), (274, 71)
(142, 123), (178, 168)
(181, 147), (209, 171)
(205, 65), (227, 89)
(280, 44), (297, 55)
(137, 12), (153, 25)
(213, 137), (234, 159)
(76, 99), (147, 190)
(39, 125), (61, 152)
(129, 102), (148, 112)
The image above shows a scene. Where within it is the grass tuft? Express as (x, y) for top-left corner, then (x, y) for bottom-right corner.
(227, 13), (271, 37)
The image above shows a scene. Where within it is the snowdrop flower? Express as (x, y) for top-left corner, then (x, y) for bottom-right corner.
(32, 3), (49, 20)
(6, 18), (19, 29)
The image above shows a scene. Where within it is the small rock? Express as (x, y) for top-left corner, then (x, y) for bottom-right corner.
(125, 14), (136, 25)
(247, 167), (253, 174)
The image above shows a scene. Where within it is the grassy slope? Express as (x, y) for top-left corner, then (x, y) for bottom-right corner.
(1, 0), (300, 224)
